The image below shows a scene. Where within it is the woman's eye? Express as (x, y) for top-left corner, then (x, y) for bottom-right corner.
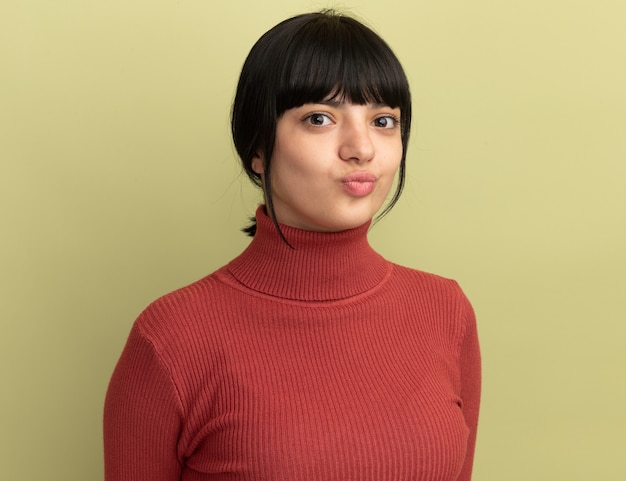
(372, 116), (399, 129)
(304, 113), (332, 126)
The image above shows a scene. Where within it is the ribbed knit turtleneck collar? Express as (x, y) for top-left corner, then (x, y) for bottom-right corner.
(226, 206), (391, 302)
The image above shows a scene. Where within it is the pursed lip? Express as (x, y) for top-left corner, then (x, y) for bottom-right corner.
(341, 172), (377, 184)
(341, 172), (377, 197)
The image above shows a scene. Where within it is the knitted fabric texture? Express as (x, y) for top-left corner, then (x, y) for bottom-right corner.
(104, 206), (481, 481)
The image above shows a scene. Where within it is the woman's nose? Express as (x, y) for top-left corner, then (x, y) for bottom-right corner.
(338, 122), (375, 163)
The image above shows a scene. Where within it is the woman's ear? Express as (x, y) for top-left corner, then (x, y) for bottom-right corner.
(251, 153), (265, 175)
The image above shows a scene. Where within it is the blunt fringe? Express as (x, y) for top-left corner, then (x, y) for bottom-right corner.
(231, 10), (412, 239)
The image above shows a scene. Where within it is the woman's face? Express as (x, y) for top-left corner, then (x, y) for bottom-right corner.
(252, 101), (403, 232)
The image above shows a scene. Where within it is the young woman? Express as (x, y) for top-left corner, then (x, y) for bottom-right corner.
(104, 11), (481, 481)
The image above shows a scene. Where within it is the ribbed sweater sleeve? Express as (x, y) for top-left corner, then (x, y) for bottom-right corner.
(456, 297), (481, 481)
(104, 323), (184, 481)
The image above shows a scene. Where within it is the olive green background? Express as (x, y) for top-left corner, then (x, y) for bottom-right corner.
(1, 1), (625, 479)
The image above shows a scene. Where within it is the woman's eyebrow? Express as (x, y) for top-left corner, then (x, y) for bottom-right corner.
(314, 100), (395, 109)
(316, 99), (343, 108)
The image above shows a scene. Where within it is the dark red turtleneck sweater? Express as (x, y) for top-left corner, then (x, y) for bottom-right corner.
(104, 207), (481, 481)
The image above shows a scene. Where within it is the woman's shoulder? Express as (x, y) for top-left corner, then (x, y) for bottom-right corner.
(388, 263), (475, 316)
(131, 267), (235, 339)
(387, 264), (476, 340)
(390, 263), (466, 295)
